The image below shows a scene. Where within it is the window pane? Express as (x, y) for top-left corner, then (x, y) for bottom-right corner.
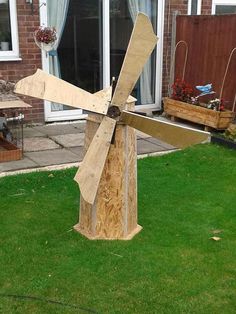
(110, 0), (157, 105)
(0, 0), (12, 51)
(55, 0), (103, 111)
(58, 0), (103, 93)
(191, 0), (198, 15)
(216, 5), (236, 14)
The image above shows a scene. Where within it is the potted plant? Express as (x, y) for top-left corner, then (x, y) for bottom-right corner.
(163, 79), (234, 130)
(0, 30), (10, 51)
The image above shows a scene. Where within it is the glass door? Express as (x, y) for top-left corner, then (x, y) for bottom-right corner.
(42, 0), (103, 122)
(59, 0), (103, 93)
(41, 0), (164, 122)
(110, 0), (157, 106)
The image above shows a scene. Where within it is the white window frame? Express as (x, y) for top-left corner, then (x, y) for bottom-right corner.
(188, 0), (202, 15)
(40, 0), (165, 122)
(212, 0), (236, 14)
(0, 0), (20, 61)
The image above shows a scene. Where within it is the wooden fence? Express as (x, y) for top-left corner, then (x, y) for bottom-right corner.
(175, 14), (236, 111)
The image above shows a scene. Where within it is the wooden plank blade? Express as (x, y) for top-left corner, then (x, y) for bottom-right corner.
(14, 69), (108, 115)
(111, 13), (158, 107)
(121, 111), (210, 149)
(74, 116), (116, 205)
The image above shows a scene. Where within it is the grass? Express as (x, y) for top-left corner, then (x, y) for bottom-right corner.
(0, 144), (236, 313)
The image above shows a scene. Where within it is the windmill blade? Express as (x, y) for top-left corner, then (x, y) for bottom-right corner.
(74, 116), (116, 204)
(111, 13), (158, 107)
(121, 111), (210, 149)
(14, 69), (108, 115)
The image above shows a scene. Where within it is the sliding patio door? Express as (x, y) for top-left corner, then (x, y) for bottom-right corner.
(110, 0), (157, 105)
(41, 0), (164, 122)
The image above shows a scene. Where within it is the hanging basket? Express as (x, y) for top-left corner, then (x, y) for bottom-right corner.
(33, 26), (57, 52)
(34, 40), (56, 52)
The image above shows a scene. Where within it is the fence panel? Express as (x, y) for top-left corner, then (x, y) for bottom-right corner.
(175, 15), (236, 111)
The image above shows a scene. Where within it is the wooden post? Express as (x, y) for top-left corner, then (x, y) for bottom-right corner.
(74, 90), (142, 240)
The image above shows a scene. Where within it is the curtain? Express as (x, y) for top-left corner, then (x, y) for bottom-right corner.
(128, 0), (154, 104)
(47, 0), (70, 110)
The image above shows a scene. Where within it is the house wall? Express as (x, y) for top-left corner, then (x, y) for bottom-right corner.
(0, 0), (218, 123)
(0, 0), (43, 123)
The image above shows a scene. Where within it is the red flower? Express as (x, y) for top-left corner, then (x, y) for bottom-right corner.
(171, 79), (194, 103)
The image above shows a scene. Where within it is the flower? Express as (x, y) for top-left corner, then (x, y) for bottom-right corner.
(34, 26), (57, 45)
(171, 78), (194, 103)
(207, 98), (224, 111)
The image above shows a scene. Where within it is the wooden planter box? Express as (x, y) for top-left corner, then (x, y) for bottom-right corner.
(163, 97), (234, 130)
(0, 137), (22, 162)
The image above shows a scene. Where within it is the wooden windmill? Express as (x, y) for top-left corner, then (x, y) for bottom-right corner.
(15, 14), (210, 240)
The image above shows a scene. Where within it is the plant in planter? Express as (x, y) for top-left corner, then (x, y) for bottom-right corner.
(163, 79), (234, 130)
(171, 78), (194, 103)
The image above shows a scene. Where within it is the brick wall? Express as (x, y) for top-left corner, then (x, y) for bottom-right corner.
(201, 0), (213, 15)
(0, 0), (43, 123)
(162, 0), (213, 98)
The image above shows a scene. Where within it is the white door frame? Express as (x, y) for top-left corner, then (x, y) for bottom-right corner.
(40, 0), (165, 122)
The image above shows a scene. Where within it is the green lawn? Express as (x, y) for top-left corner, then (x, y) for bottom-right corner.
(0, 144), (236, 314)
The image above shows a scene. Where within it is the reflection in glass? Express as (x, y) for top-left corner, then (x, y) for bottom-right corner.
(55, 0), (103, 111)
(0, 1), (12, 51)
(110, 0), (157, 105)
(216, 5), (236, 14)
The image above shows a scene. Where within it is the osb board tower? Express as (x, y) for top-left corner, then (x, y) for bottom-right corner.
(74, 102), (142, 240)
(164, 98), (234, 130)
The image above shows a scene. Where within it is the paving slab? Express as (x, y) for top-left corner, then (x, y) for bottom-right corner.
(25, 149), (80, 167)
(34, 123), (85, 136)
(71, 122), (86, 133)
(23, 137), (60, 152)
(136, 130), (151, 139)
(0, 157), (37, 172)
(67, 147), (84, 161)
(137, 139), (168, 155)
(145, 137), (176, 150)
(23, 127), (46, 138)
(50, 133), (85, 148)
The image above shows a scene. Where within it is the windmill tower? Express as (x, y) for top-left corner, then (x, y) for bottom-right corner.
(15, 14), (210, 240)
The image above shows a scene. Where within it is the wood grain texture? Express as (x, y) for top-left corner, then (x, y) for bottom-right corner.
(111, 13), (158, 108)
(74, 116), (116, 205)
(75, 104), (140, 240)
(164, 98), (234, 130)
(0, 138), (22, 162)
(14, 69), (108, 115)
(95, 124), (126, 239)
(126, 124), (138, 234)
(121, 110), (210, 149)
(94, 87), (136, 105)
(0, 100), (31, 109)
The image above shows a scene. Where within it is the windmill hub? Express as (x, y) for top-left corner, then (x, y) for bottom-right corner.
(107, 105), (121, 119)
